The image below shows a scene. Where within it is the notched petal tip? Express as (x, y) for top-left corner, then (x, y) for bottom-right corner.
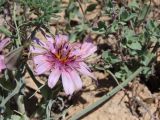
(55, 34), (68, 43)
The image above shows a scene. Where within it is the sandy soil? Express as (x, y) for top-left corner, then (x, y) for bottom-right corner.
(67, 72), (160, 120)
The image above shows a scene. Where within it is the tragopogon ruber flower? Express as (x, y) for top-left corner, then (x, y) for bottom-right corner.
(30, 33), (97, 95)
(0, 38), (10, 72)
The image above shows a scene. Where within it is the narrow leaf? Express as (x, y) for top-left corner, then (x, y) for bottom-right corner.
(86, 4), (97, 12)
(0, 26), (12, 37)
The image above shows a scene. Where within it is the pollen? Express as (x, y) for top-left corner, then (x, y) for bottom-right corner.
(54, 49), (71, 63)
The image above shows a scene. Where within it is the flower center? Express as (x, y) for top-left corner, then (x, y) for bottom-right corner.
(55, 52), (69, 63)
(53, 43), (78, 64)
(54, 44), (71, 63)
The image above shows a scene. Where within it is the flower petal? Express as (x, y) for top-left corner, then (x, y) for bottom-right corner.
(45, 35), (54, 43)
(46, 41), (55, 53)
(70, 70), (82, 91)
(0, 38), (10, 51)
(35, 62), (52, 75)
(55, 34), (68, 47)
(0, 55), (6, 72)
(33, 55), (47, 65)
(48, 68), (61, 88)
(83, 46), (97, 58)
(77, 62), (96, 80)
(80, 42), (97, 58)
(31, 37), (55, 54)
(30, 45), (47, 54)
(62, 70), (75, 95)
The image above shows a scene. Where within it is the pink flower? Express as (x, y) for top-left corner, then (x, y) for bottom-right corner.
(31, 33), (97, 95)
(0, 38), (10, 72)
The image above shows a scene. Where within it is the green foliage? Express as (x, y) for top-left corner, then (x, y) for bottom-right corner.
(102, 51), (120, 64)
(128, 0), (139, 9)
(65, 1), (80, 20)
(20, 0), (62, 24)
(97, 0), (160, 82)
(138, 4), (150, 21)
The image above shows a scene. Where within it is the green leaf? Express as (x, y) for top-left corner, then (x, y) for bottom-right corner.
(109, 20), (119, 33)
(146, 20), (158, 32)
(92, 21), (106, 32)
(0, 26), (12, 37)
(138, 4), (150, 21)
(123, 13), (137, 21)
(66, 2), (79, 20)
(10, 115), (22, 120)
(127, 41), (142, 50)
(75, 23), (88, 32)
(123, 28), (140, 44)
(85, 4), (97, 12)
(107, 0), (113, 8)
(69, 33), (77, 42)
(128, 0), (139, 9)
(0, 0), (5, 12)
(119, 7), (128, 21)
(121, 65), (132, 77)
(115, 72), (123, 79)
(141, 52), (155, 66)
(102, 51), (121, 64)
(98, 21), (106, 29)
(142, 67), (151, 75)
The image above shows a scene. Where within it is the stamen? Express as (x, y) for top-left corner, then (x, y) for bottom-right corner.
(53, 42), (77, 64)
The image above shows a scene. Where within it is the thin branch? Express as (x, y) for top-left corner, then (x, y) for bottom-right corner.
(77, 0), (87, 22)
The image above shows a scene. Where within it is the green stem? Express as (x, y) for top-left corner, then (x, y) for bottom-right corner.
(16, 95), (29, 120)
(106, 70), (124, 90)
(13, 2), (21, 47)
(77, 0), (86, 23)
(0, 80), (22, 107)
(25, 64), (42, 87)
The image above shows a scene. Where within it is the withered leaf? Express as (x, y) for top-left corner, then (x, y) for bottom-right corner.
(4, 47), (23, 70)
